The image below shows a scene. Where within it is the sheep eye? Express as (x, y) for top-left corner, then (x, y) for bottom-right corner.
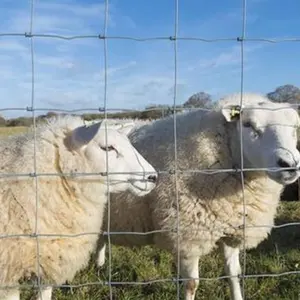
(243, 121), (252, 128)
(100, 145), (115, 152)
(243, 121), (261, 137)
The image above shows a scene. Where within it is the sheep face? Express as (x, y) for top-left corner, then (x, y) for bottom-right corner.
(222, 101), (300, 185)
(71, 121), (158, 196)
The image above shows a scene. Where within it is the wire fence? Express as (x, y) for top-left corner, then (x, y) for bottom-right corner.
(1, 0), (300, 299)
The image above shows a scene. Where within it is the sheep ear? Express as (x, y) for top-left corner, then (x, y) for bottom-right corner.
(221, 105), (241, 122)
(72, 122), (102, 148)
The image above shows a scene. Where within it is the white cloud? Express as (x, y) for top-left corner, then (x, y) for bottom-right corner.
(118, 15), (136, 29)
(187, 43), (264, 73)
(92, 61), (137, 81)
(0, 68), (17, 80)
(35, 54), (75, 69)
(7, 11), (91, 34)
(36, 2), (106, 18)
(0, 40), (28, 52)
(0, 0), (283, 119)
(190, 49), (240, 71)
(2, 1), (115, 35)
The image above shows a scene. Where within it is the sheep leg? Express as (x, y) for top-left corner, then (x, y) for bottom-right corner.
(4, 289), (20, 300)
(36, 286), (52, 300)
(223, 243), (243, 300)
(179, 254), (199, 300)
(97, 242), (106, 267)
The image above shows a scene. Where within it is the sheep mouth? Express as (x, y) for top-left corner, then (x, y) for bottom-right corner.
(268, 170), (300, 185)
(129, 180), (156, 196)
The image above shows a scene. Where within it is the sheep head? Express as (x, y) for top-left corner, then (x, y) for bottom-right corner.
(221, 94), (300, 185)
(66, 120), (158, 196)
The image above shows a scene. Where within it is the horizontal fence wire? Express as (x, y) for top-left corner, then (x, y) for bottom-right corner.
(1, 219), (300, 240)
(0, 0), (300, 298)
(2, 268), (300, 292)
(0, 105), (300, 114)
(1, 32), (300, 43)
(0, 166), (298, 179)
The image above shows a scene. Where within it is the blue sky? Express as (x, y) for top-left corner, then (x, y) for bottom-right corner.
(0, 0), (300, 118)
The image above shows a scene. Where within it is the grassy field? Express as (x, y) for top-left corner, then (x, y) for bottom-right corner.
(2, 126), (300, 299)
(0, 126), (28, 136)
(18, 202), (300, 300)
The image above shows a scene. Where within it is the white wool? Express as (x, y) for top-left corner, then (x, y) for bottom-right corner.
(0, 115), (157, 300)
(84, 117), (152, 135)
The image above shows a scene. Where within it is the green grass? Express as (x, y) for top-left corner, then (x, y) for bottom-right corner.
(19, 202), (300, 300)
(2, 127), (300, 299)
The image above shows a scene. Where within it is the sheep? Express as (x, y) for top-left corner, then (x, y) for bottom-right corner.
(96, 93), (300, 300)
(0, 115), (158, 300)
(83, 117), (151, 131)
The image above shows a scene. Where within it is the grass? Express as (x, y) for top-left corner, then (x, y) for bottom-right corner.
(2, 127), (300, 299)
(0, 126), (28, 136)
(18, 203), (300, 300)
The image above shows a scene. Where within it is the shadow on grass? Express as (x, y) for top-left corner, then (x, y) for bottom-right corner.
(253, 201), (300, 254)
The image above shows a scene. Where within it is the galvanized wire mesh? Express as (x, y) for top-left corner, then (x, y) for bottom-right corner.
(1, 0), (300, 299)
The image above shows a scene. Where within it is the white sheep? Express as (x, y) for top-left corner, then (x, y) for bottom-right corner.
(96, 93), (300, 300)
(83, 117), (151, 131)
(0, 115), (158, 300)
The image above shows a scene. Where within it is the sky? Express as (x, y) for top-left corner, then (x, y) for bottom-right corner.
(0, 0), (300, 118)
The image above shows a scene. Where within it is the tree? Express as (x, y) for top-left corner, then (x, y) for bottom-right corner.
(46, 111), (58, 118)
(183, 92), (213, 109)
(6, 117), (33, 127)
(140, 104), (180, 119)
(266, 84), (300, 103)
(141, 104), (168, 120)
(0, 115), (6, 127)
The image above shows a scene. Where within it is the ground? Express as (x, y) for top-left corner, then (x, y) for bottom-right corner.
(1, 127), (300, 300)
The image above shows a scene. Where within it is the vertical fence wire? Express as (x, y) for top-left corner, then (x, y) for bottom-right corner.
(103, 0), (113, 299)
(28, 0), (43, 298)
(239, 0), (248, 298)
(172, 0), (180, 298)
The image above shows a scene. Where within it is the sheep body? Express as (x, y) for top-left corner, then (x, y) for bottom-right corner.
(101, 95), (280, 250)
(0, 117), (105, 287)
(98, 93), (300, 300)
(84, 118), (151, 133)
(0, 115), (157, 299)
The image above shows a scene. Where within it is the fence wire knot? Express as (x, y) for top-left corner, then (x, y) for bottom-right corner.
(25, 32), (33, 38)
(168, 169), (176, 175)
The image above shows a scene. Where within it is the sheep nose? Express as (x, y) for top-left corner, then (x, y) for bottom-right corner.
(147, 175), (157, 183)
(277, 158), (296, 170)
